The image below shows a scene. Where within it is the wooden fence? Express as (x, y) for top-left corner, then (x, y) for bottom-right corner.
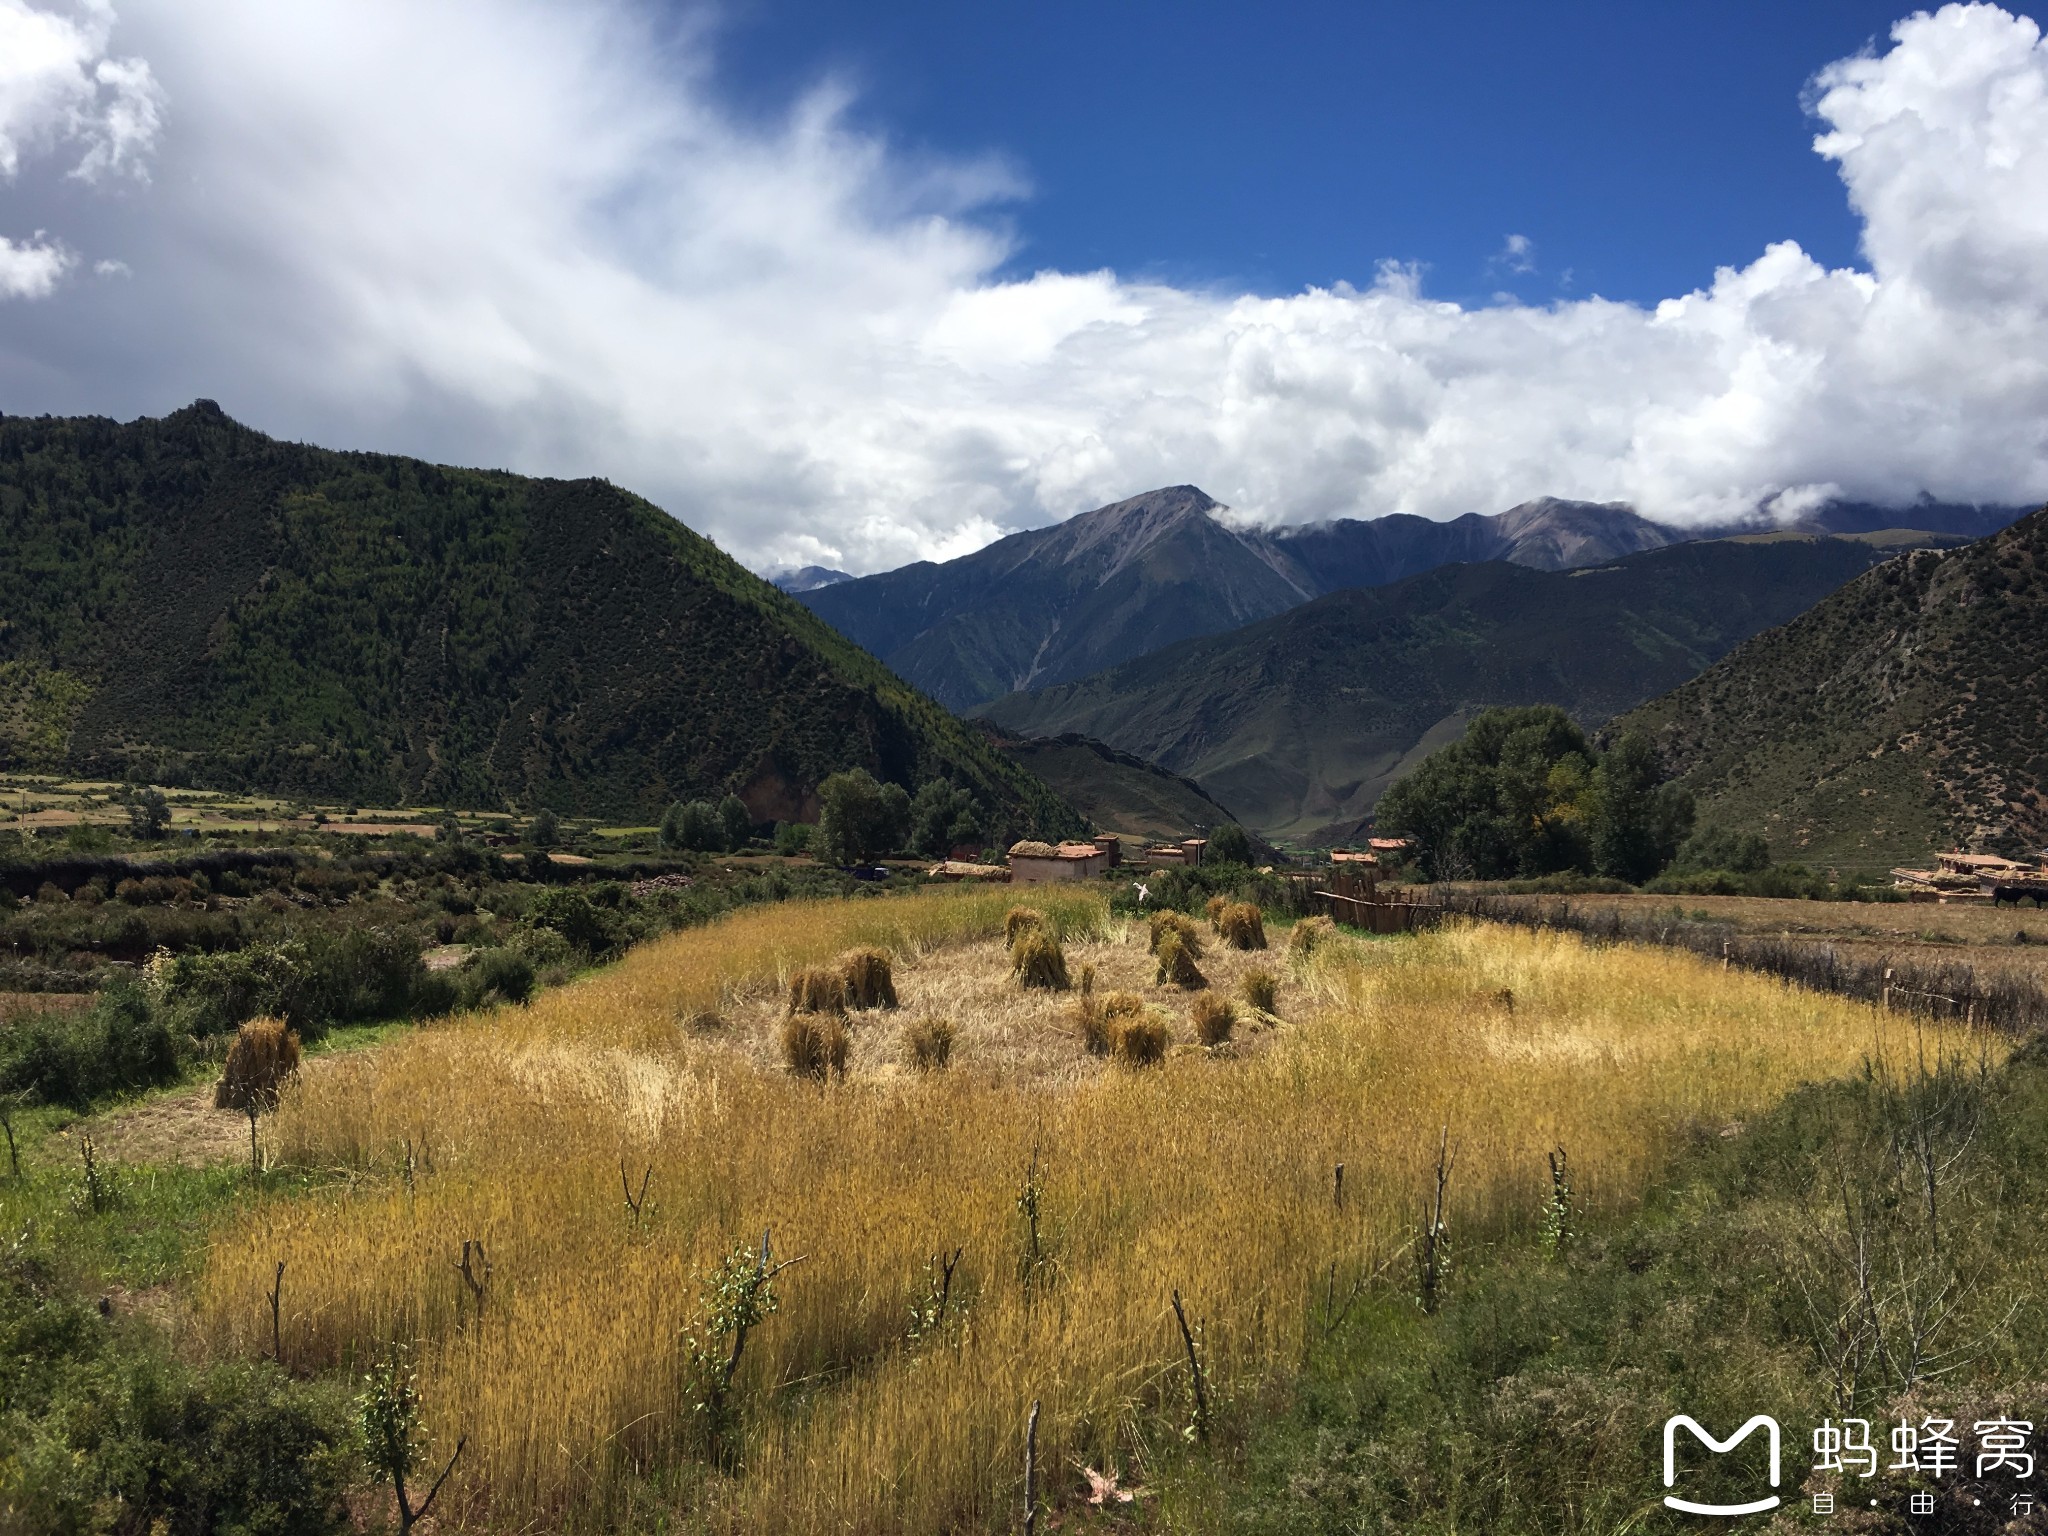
(1315, 889), (1441, 934)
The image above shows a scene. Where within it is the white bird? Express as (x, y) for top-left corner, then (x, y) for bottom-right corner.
(1132, 880), (1150, 905)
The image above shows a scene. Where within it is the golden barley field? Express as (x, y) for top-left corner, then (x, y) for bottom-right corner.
(199, 887), (1985, 1532)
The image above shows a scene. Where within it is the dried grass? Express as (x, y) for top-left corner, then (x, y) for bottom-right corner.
(195, 886), (1972, 1535)
(1154, 929), (1207, 990)
(213, 1017), (300, 1111)
(788, 965), (848, 1014)
(839, 947), (898, 1010)
(1190, 992), (1237, 1046)
(1288, 914), (1336, 961)
(1219, 901), (1267, 951)
(1005, 906), (1046, 946)
(1148, 910), (1203, 955)
(1243, 966), (1279, 1015)
(1205, 894), (1229, 931)
(905, 1015), (955, 1072)
(1109, 1007), (1171, 1066)
(1011, 928), (1071, 991)
(781, 1011), (849, 1080)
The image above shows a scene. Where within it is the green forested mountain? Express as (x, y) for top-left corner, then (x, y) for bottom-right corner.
(0, 402), (1076, 832)
(979, 725), (1244, 845)
(978, 536), (1907, 842)
(1614, 506), (2048, 869)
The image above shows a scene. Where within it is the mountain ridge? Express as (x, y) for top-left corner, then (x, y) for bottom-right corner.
(0, 402), (1078, 835)
(976, 535), (1916, 842)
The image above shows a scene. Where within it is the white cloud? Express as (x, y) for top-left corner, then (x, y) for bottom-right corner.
(1494, 232), (1536, 274)
(0, 1), (2045, 571)
(0, 230), (66, 296)
(0, 0), (162, 181)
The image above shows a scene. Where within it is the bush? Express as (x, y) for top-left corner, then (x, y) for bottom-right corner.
(0, 981), (180, 1109)
(526, 888), (622, 959)
(1288, 915), (1336, 960)
(905, 1015), (955, 1072)
(1219, 901), (1267, 950)
(408, 969), (461, 1018)
(1190, 992), (1236, 1046)
(1110, 1007), (1170, 1067)
(781, 1011), (849, 1080)
(214, 1017), (301, 1111)
(462, 946), (536, 1008)
(1006, 906), (1046, 946)
(789, 966), (848, 1014)
(1243, 965), (1279, 1015)
(1010, 928), (1070, 991)
(773, 821), (814, 856)
(1154, 929), (1206, 990)
(840, 948), (898, 1009)
(1148, 910), (1203, 955)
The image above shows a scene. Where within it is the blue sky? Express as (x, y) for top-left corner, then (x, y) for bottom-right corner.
(4, 1), (2048, 571)
(713, 1), (1957, 306)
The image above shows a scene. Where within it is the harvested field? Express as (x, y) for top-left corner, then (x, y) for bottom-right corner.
(192, 886), (1976, 1533)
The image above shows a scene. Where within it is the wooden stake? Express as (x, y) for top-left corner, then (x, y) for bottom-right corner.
(269, 1260), (285, 1365)
(1172, 1287), (1210, 1443)
(1023, 1399), (1040, 1536)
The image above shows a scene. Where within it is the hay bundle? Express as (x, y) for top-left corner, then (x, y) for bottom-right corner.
(789, 966), (848, 1014)
(1219, 901), (1267, 950)
(840, 947), (899, 1010)
(1242, 966), (1279, 1016)
(1011, 928), (1071, 991)
(1288, 914), (1336, 960)
(782, 1012), (850, 1080)
(1205, 894), (1229, 931)
(1110, 1007), (1170, 1067)
(1005, 905), (1046, 946)
(1190, 993), (1236, 1046)
(906, 1015), (955, 1072)
(1154, 929), (1207, 990)
(214, 1017), (301, 1111)
(1076, 987), (1144, 1055)
(1147, 910), (1203, 955)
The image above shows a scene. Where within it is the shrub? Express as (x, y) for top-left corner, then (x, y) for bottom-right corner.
(840, 948), (898, 1010)
(526, 888), (622, 959)
(409, 971), (460, 1018)
(906, 1015), (955, 1072)
(1154, 930), (1206, 990)
(781, 1012), (849, 1080)
(1148, 910), (1203, 956)
(1005, 906), (1046, 946)
(462, 946), (537, 1008)
(1288, 914), (1336, 960)
(1242, 966), (1279, 1015)
(1010, 928), (1071, 991)
(214, 1017), (301, 1111)
(1219, 901), (1267, 950)
(789, 966), (848, 1014)
(1206, 822), (1256, 865)
(0, 981), (179, 1108)
(1110, 1007), (1170, 1067)
(1190, 993), (1236, 1046)
(1205, 894), (1229, 931)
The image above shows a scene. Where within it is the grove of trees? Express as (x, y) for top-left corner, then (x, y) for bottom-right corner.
(1376, 706), (1694, 883)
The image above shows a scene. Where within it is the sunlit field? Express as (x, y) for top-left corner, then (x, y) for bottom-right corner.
(199, 887), (1985, 1532)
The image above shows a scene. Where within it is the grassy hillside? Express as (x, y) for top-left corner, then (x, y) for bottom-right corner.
(982, 727), (1245, 844)
(979, 537), (1901, 843)
(0, 403), (1076, 834)
(1615, 506), (2048, 870)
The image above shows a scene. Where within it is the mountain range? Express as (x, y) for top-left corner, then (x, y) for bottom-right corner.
(1614, 506), (2048, 869)
(0, 403), (1075, 834)
(797, 485), (2028, 712)
(976, 536), (1916, 843)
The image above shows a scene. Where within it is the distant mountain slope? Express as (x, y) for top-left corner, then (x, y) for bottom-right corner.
(0, 402), (1077, 833)
(801, 489), (1687, 710)
(770, 565), (852, 594)
(980, 726), (1243, 846)
(977, 537), (1906, 842)
(1614, 507), (2048, 870)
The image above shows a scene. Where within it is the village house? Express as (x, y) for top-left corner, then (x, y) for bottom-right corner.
(1007, 839), (1113, 883)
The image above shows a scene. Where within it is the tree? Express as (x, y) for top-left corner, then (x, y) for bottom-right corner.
(1587, 731), (1695, 885)
(908, 780), (983, 859)
(127, 786), (171, 840)
(1377, 708), (1692, 884)
(658, 801), (687, 850)
(717, 794), (753, 853)
(357, 1346), (464, 1536)
(1206, 823), (1254, 866)
(816, 768), (910, 865)
(434, 813), (463, 844)
(526, 807), (560, 850)
(773, 820), (814, 856)
(662, 800), (721, 852)
(1671, 824), (1772, 875)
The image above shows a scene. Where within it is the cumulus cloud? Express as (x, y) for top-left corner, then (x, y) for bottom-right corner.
(0, 230), (66, 296)
(1494, 233), (1537, 274)
(0, 0), (163, 182)
(0, 0), (2045, 571)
